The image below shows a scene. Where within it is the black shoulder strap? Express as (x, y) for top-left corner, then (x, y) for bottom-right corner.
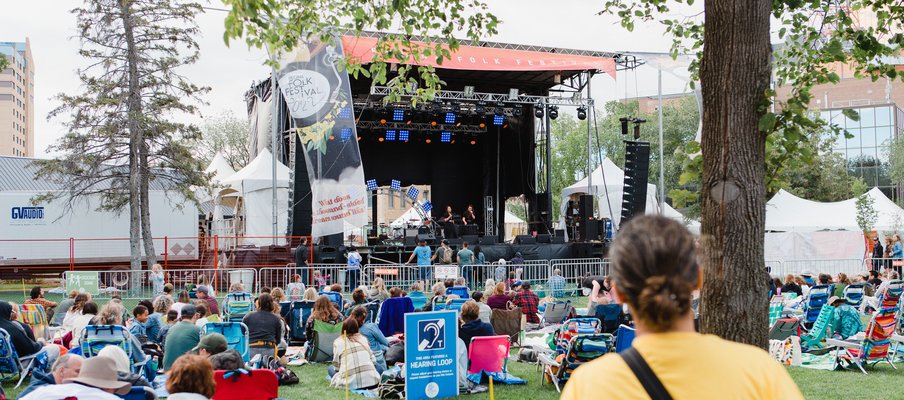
(620, 347), (673, 400)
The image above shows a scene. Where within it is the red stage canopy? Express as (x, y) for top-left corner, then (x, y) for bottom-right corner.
(342, 36), (617, 78)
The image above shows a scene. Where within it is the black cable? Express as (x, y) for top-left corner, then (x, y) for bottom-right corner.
(592, 105), (617, 231)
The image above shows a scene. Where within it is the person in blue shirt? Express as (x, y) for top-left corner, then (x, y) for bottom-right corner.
(458, 241), (475, 288)
(407, 239), (433, 287)
(894, 234), (904, 260)
(346, 246), (363, 290)
(129, 304), (149, 339)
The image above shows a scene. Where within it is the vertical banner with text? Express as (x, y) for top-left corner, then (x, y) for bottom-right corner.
(405, 310), (459, 400)
(277, 37), (367, 237)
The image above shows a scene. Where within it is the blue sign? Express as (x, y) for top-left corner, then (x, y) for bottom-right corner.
(11, 207), (44, 220)
(405, 310), (458, 400)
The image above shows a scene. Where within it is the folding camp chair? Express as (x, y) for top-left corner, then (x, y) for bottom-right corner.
(448, 298), (469, 312)
(828, 280), (904, 374)
(364, 301), (380, 324)
(0, 328), (47, 388)
(319, 291), (343, 309)
(800, 305), (834, 349)
(305, 319), (343, 363)
(467, 335), (511, 382)
(19, 304), (58, 341)
(223, 292), (255, 322)
(202, 322), (250, 363)
(289, 301), (314, 344)
(768, 296), (784, 327)
(539, 333), (610, 392)
(769, 318), (802, 341)
(803, 284), (831, 329)
(121, 386), (156, 400)
(593, 304), (624, 334)
(555, 318), (602, 355)
(80, 325), (149, 377)
(446, 286), (469, 299)
(377, 297), (414, 336)
(614, 324), (635, 353)
(491, 307), (523, 346)
(843, 283), (866, 308)
(540, 301), (572, 327)
(406, 291), (428, 310)
(212, 369), (279, 400)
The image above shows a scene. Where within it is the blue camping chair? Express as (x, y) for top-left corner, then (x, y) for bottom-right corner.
(223, 292), (255, 322)
(81, 325), (149, 378)
(614, 324), (636, 353)
(364, 301), (380, 324)
(448, 298), (469, 312)
(843, 283), (866, 308)
(319, 291), (343, 309)
(446, 286), (469, 299)
(406, 291), (428, 310)
(120, 386), (156, 400)
(290, 301), (315, 344)
(201, 322), (250, 363)
(594, 304), (624, 334)
(0, 328), (47, 388)
(803, 284), (831, 330)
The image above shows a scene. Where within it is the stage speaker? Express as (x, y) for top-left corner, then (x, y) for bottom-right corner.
(554, 229), (565, 238)
(480, 236), (498, 245)
(579, 194), (594, 221)
(461, 225), (478, 236)
(537, 234), (551, 244)
(621, 141), (651, 224)
(551, 236), (565, 244)
(417, 233), (436, 244)
(582, 220), (600, 242)
(462, 235), (479, 245)
(515, 235), (537, 245)
(403, 236), (416, 247)
(320, 233), (344, 247)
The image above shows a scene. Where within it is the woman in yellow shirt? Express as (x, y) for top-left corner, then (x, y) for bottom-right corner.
(561, 215), (802, 400)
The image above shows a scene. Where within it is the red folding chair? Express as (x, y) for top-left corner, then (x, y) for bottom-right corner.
(468, 335), (510, 375)
(212, 369), (279, 400)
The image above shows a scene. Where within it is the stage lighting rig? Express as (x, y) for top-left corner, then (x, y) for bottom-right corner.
(475, 101), (486, 115)
(619, 117), (630, 135)
(548, 105), (559, 120)
(633, 118), (646, 139)
(534, 103), (544, 118)
(495, 102), (505, 116)
(619, 117), (647, 139)
(577, 106), (587, 120)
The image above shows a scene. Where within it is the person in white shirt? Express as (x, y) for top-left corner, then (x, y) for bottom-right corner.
(21, 356), (130, 400)
(346, 246), (363, 291)
(471, 292), (492, 324)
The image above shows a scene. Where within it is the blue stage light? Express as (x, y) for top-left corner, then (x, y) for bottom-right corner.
(407, 187), (420, 200)
(392, 109), (405, 121)
(390, 180), (401, 191)
(338, 106), (353, 119)
(444, 112), (456, 124)
(441, 131), (451, 143)
(493, 115), (505, 126)
(386, 130), (397, 141)
(422, 201), (433, 213)
(399, 130), (409, 141)
(340, 127), (352, 142)
(366, 179), (378, 191)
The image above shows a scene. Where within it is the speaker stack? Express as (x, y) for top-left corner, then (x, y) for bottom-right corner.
(621, 141), (651, 224)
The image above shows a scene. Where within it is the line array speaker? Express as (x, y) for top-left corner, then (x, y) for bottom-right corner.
(620, 140), (651, 224)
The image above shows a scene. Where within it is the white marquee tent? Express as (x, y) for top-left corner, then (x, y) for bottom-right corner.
(221, 149), (291, 245)
(560, 158), (699, 234)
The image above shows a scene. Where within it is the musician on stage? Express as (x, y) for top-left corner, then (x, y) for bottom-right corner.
(440, 205), (458, 239)
(462, 204), (477, 225)
(440, 205), (455, 224)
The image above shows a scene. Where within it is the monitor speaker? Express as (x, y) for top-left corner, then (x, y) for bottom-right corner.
(515, 235), (536, 245)
(581, 220), (600, 242)
(579, 194), (594, 221)
(462, 235), (479, 245)
(537, 234), (551, 244)
(416, 233), (436, 244)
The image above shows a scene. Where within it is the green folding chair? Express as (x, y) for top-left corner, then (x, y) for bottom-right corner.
(800, 304), (835, 349)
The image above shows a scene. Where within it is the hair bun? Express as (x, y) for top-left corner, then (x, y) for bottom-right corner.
(637, 275), (692, 331)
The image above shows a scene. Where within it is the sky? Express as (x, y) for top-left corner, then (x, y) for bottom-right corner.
(1, 0), (699, 157)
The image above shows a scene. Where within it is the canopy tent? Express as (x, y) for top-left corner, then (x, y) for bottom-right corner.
(205, 153), (237, 184)
(390, 207), (426, 228)
(765, 187), (904, 232)
(559, 158), (699, 234)
(504, 210), (527, 242)
(220, 149), (292, 245)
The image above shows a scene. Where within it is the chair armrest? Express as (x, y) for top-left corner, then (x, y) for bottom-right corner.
(825, 338), (858, 348)
(537, 353), (558, 367)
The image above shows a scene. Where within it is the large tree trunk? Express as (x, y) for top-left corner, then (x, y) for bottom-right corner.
(139, 141), (158, 267)
(121, 0), (144, 279)
(698, 0), (772, 348)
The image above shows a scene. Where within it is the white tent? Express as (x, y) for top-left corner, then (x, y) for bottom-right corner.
(390, 207), (425, 228)
(205, 153), (236, 184)
(504, 210), (527, 242)
(765, 187), (904, 232)
(221, 149), (291, 245)
(560, 158), (699, 234)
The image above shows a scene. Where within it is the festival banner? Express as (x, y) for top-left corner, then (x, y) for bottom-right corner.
(405, 310), (459, 400)
(277, 38), (368, 237)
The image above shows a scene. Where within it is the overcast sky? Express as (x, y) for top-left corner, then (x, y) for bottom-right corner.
(1, 0), (698, 157)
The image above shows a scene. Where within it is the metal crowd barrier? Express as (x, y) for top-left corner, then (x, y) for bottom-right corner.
(779, 259), (865, 277)
(61, 267), (255, 300)
(257, 264), (364, 293)
(363, 264), (423, 291)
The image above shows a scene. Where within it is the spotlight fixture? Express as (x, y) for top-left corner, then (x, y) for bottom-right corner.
(470, 140), (477, 145)
(475, 101), (486, 115)
(513, 106), (522, 117)
(577, 106), (587, 120)
(493, 115), (505, 126)
(548, 105), (559, 120)
(340, 127), (352, 142)
(619, 117), (630, 135)
(495, 102), (505, 116)
(534, 103), (544, 118)
(399, 130), (409, 141)
(444, 112), (456, 124)
(392, 109), (405, 122)
(633, 118), (647, 139)
(440, 131), (452, 143)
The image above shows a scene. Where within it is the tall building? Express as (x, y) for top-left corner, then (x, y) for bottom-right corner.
(0, 38), (34, 157)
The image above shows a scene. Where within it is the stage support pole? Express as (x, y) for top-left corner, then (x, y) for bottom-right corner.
(586, 73), (594, 209)
(270, 59), (279, 244)
(658, 68), (665, 213)
(496, 126), (502, 242)
(544, 99), (552, 233)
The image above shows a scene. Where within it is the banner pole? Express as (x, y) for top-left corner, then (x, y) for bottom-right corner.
(270, 55), (279, 246)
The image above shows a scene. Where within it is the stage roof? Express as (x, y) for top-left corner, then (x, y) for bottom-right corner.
(343, 32), (630, 94)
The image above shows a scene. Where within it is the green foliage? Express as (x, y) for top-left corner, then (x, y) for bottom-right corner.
(222, 0), (498, 103)
(0, 54), (7, 71)
(856, 192), (879, 233)
(195, 110), (252, 170)
(888, 131), (904, 188)
(602, 0), (904, 202)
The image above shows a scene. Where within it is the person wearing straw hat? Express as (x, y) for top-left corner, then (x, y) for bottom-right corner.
(20, 356), (131, 400)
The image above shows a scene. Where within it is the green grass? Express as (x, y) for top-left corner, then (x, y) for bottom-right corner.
(788, 364), (904, 400)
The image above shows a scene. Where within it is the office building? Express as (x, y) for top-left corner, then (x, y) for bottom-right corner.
(0, 38), (34, 157)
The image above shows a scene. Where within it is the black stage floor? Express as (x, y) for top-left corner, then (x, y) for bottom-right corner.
(314, 241), (608, 264)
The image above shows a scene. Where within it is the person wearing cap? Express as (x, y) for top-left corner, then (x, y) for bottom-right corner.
(163, 303), (201, 371)
(18, 354), (84, 398)
(21, 356), (131, 400)
(511, 281), (540, 329)
(196, 286), (220, 316)
(198, 333), (244, 370)
(828, 296), (862, 340)
(407, 238), (433, 287)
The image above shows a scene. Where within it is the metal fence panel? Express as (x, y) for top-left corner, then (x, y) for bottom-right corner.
(779, 259), (865, 276)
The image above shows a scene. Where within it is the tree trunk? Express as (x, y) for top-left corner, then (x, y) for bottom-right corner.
(139, 140), (158, 268)
(698, 0), (773, 348)
(121, 0), (144, 278)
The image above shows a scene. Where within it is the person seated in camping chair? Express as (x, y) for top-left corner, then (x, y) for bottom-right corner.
(828, 296), (862, 340)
